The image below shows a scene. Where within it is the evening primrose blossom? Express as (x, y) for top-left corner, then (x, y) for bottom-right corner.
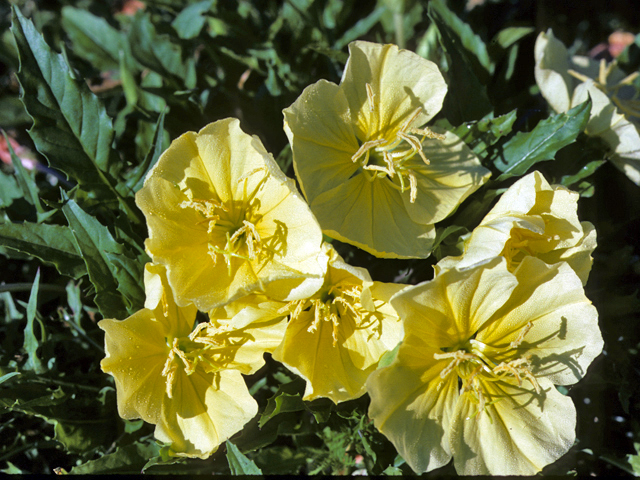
(135, 118), (327, 312)
(366, 257), (603, 475)
(99, 264), (286, 458)
(436, 171), (596, 284)
(535, 29), (640, 185)
(271, 243), (405, 403)
(284, 41), (491, 259)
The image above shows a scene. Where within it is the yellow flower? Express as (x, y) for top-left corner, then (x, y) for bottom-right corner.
(535, 29), (640, 185)
(272, 243), (405, 403)
(283, 41), (491, 259)
(135, 118), (328, 311)
(366, 256), (602, 475)
(99, 264), (286, 458)
(436, 171), (596, 285)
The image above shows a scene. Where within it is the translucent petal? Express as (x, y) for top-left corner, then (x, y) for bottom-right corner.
(450, 377), (576, 475)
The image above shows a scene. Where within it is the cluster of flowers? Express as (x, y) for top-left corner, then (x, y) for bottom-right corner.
(99, 41), (603, 475)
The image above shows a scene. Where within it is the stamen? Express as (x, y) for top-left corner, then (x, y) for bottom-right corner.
(408, 170), (418, 203)
(366, 83), (376, 112)
(351, 138), (386, 164)
(567, 69), (592, 83)
(510, 321), (533, 349)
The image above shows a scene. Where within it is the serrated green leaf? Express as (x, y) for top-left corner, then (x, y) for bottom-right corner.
(449, 110), (518, 157)
(129, 11), (196, 89)
(172, 0), (213, 39)
(10, 7), (140, 224)
(71, 442), (160, 474)
(62, 197), (144, 319)
(428, 0), (492, 123)
(494, 99), (591, 180)
(259, 378), (306, 427)
(428, 0), (492, 78)
(22, 269), (46, 374)
(61, 7), (127, 71)
(628, 443), (640, 475)
(226, 441), (263, 475)
(0, 222), (87, 278)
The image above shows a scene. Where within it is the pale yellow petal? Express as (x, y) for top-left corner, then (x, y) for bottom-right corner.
(155, 369), (258, 459)
(402, 129), (491, 225)
(284, 79), (360, 204)
(342, 41), (447, 139)
(311, 175), (436, 258)
(450, 377), (576, 475)
(366, 338), (457, 473)
(391, 258), (518, 348)
(534, 30), (575, 113)
(99, 313), (170, 422)
(478, 257), (602, 386)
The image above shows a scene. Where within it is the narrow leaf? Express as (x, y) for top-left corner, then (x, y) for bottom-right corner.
(0, 372), (21, 385)
(428, 0), (492, 123)
(23, 269), (46, 374)
(226, 441), (263, 475)
(495, 99), (592, 180)
(428, 0), (492, 78)
(62, 197), (144, 319)
(449, 109), (518, 157)
(0, 222), (87, 278)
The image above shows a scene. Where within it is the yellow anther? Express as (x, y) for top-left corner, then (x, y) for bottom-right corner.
(351, 138), (386, 164)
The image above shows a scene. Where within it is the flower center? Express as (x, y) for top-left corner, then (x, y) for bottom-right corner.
(568, 59), (640, 124)
(433, 322), (540, 419)
(161, 322), (250, 398)
(499, 227), (555, 271)
(179, 172), (265, 274)
(350, 83), (445, 203)
(279, 284), (377, 346)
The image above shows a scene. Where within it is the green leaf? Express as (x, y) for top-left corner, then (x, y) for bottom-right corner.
(125, 110), (167, 192)
(490, 26), (535, 52)
(428, 0), (492, 78)
(61, 7), (127, 71)
(172, 0), (214, 39)
(226, 441), (263, 475)
(0, 372), (21, 385)
(334, 6), (386, 50)
(2, 130), (46, 219)
(428, 0), (492, 123)
(560, 160), (606, 188)
(22, 269), (46, 374)
(628, 443), (640, 476)
(494, 99), (592, 180)
(71, 442), (161, 474)
(10, 7), (140, 224)
(62, 197), (144, 319)
(129, 11), (197, 89)
(259, 378), (307, 427)
(0, 168), (22, 209)
(0, 222), (87, 278)
(448, 109), (518, 157)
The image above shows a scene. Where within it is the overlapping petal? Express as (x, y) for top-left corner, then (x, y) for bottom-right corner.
(273, 243), (404, 402)
(284, 41), (490, 259)
(535, 29), (640, 185)
(136, 118), (327, 311)
(436, 171), (596, 284)
(367, 256), (602, 475)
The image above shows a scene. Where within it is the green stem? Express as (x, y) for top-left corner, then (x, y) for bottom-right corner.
(393, 12), (405, 49)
